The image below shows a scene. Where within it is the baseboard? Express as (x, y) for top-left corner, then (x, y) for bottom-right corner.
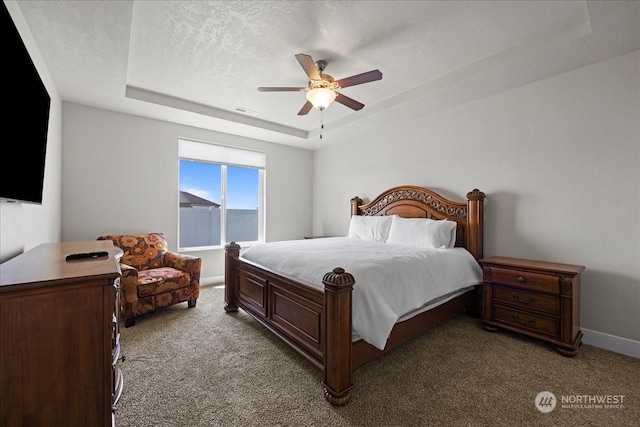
(201, 275), (224, 287)
(582, 328), (640, 359)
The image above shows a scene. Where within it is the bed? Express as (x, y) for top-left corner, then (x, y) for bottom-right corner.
(224, 185), (485, 405)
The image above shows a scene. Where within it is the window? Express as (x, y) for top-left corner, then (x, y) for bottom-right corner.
(178, 139), (265, 250)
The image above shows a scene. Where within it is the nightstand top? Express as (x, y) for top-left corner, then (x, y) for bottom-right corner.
(479, 256), (585, 275)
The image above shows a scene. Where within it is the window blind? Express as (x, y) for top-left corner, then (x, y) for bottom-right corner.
(178, 139), (265, 169)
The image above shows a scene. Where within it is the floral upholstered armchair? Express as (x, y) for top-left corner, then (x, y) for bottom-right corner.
(97, 233), (201, 327)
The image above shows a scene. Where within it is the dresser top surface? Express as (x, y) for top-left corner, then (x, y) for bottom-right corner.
(479, 256), (585, 275)
(0, 241), (122, 288)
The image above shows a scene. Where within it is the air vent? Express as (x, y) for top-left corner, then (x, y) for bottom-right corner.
(235, 106), (258, 116)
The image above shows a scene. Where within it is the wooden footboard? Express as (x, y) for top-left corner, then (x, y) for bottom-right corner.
(224, 186), (485, 405)
(224, 242), (355, 404)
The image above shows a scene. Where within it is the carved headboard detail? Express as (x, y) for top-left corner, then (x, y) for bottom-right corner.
(350, 185), (485, 260)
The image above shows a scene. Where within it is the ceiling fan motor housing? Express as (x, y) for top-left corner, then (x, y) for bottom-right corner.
(309, 75), (340, 90)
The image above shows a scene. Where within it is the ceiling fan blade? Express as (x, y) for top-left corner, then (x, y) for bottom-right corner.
(257, 87), (307, 92)
(335, 92), (365, 111)
(295, 53), (321, 81)
(297, 101), (313, 116)
(336, 70), (382, 89)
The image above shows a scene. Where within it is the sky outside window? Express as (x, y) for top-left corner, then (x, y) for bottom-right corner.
(227, 166), (259, 210)
(179, 160), (258, 209)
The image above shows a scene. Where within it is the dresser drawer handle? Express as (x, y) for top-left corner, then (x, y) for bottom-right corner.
(511, 313), (536, 324)
(517, 276), (526, 283)
(510, 291), (536, 304)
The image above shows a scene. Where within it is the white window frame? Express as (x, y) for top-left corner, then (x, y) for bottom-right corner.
(178, 138), (265, 251)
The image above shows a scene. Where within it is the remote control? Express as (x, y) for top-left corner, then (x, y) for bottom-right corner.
(65, 251), (109, 261)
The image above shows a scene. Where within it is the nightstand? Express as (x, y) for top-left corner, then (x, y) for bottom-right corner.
(479, 256), (585, 357)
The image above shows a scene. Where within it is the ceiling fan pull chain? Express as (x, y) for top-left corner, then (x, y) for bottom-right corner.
(320, 109), (324, 139)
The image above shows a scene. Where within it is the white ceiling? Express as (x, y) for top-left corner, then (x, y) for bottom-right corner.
(15, 1), (640, 150)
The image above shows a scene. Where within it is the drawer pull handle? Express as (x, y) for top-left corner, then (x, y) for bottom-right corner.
(511, 313), (536, 324)
(517, 276), (526, 283)
(511, 292), (536, 304)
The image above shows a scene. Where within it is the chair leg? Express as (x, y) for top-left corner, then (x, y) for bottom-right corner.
(188, 299), (197, 308)
(124, 316), (136, 328)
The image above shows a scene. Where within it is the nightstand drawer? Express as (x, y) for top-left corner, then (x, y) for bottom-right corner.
(490, 267), (559, 294)
(493, 285), (560, 315)
(493, 306), (559, 338)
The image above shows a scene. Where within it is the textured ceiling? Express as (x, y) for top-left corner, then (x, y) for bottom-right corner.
(15, 1), (640, 149)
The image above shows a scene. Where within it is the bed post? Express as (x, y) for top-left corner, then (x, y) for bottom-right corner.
(350, 197), (362, 216)
(322, 267), (355, 406)
(224, 242), (240, 313)
(466, 189), (485, 260)
(466, 190), (485, 318)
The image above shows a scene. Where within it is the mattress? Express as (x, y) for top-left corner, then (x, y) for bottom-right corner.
(240, 237), (482, 350)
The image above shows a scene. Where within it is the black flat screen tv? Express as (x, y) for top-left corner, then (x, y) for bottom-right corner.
(1, 2), (51, 205)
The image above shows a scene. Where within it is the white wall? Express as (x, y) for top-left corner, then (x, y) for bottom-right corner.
(0, 1), (62, 263)
(61, 103), (313, 278)
(3, 0), (637, 356)
(313, 51), (640, 355)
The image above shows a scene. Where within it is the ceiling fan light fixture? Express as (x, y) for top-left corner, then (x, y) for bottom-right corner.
(306, 88), (337, 110)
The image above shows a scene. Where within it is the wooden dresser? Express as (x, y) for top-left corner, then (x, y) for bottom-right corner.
(0, 241), (123, 426)
(479, 256), (585, 357)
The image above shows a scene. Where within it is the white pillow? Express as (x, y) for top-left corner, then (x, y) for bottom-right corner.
(444, 219), (458, 248)
(347, 215), (394, 242)
(386, 216), (457, 249)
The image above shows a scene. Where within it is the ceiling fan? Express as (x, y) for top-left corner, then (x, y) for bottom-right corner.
(258, 53), (382, 116)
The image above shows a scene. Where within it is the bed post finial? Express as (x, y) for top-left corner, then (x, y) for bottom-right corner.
(350, 197), (362, 216)
(466, 189), (485, 201)
(224, 242), (241, 313)
(322, 267), (355, 405)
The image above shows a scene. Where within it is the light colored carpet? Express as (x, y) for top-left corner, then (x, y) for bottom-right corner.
(115, 285), (639, 427)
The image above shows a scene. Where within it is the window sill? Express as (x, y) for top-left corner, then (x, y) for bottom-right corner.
(179, 241), (262, 252)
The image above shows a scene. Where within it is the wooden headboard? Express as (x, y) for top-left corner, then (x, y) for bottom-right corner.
(350, 185), (485, 260)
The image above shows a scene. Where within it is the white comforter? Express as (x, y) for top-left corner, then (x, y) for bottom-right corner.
(239, 237), (482, 350)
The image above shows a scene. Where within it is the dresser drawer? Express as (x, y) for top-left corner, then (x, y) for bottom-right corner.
(493, 285), (560, 315)
(493, 305), (560, 338)
(490, 267), (559, 294)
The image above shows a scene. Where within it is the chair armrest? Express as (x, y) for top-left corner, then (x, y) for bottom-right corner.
(164, 252), (202, 274)
(119, 263), (139, 304)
